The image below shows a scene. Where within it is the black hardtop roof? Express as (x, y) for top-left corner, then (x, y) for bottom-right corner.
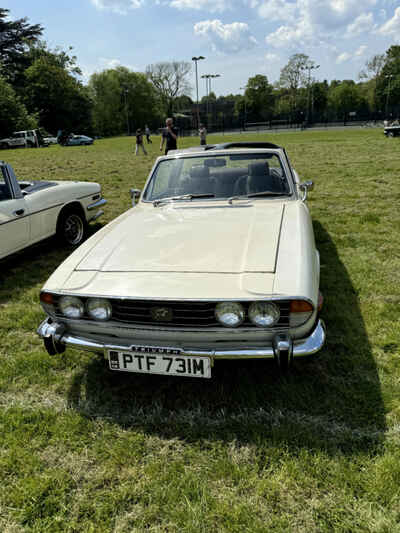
(167, 141), (282, 156)
(206, 141), (282, 151)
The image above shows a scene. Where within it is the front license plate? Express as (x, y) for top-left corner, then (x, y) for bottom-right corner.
(108, 348), (211, 378)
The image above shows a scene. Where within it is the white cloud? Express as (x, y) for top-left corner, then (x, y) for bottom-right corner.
(346, 12), (375, 36)
(170, 0), (230, 12)
(98, 57), (139, 70)
(265, 52), (279, 61)
(265, 20), (314, 49)
(306, 0), (377, 30)
(194, 20), (258, 53)
(257, 0), (297, 22)
(264, 0), (380, 50)
(90, 0), (143, 14)
(336, 52), (351, 63)
(355, 44), (367, 56)
(378, 6), (400, 38)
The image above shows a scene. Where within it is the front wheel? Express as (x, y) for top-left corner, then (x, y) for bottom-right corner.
(57, 210), (87, 246)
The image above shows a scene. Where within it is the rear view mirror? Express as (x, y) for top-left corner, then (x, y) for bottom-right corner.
(130, 188), (141, 206)
(299, 181), (314, 201)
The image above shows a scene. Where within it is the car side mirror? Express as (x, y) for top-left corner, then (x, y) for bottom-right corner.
(130, 188), (141, 206)
(299, 180), (314, 201)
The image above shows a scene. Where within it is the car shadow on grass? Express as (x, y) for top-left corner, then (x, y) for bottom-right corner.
(67, 220), (385, 456)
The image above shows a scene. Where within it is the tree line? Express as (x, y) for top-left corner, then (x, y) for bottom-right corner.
(1, 8), (399, 139)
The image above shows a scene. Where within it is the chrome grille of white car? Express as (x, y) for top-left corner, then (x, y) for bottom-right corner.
(110, 299), (291, 328)
(53, 297), (291, 328)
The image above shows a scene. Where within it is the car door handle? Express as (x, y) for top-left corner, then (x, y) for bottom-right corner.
(13, 209), (25, 216)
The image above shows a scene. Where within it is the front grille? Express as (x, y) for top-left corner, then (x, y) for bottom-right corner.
(54, 297), (291, 329)
(111, 299), (290, 328)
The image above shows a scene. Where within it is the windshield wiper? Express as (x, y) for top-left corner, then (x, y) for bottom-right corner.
(227, 196), (251, 205)
(247, 191), (289, 198)
(153, 193), (215, 207)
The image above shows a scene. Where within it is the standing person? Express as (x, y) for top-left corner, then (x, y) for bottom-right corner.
(135, 128), (147, 155)
(160, 117), (178, 155)
(199, 123), (207, 146)
(145, 124), (152, 143)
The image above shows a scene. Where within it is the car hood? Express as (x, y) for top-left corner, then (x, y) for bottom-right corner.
(76, 202), (285, 274)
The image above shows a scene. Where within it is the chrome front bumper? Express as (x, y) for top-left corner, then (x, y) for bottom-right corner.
(37, 317), (326, 364)
(87, 198), (107, 222)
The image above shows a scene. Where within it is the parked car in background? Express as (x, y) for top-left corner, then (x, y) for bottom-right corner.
(0, 130), (49, 149)
(384, 124), (400, 137)
(62, 134), (94, 146)
(0, 161), (106, 260)
(43, 135), (58, 145)
(38, 141), (325, 377)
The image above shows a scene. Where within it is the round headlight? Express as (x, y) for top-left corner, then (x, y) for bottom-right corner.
(86, 298), (112, 321)
(59, 295), (84, 319)
(248, 301), (280, 327)
(215, 302), (245, 328)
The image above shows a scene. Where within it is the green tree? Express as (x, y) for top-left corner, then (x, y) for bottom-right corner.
(327, 80), (365, 120)
(359, 54), (385, 113)
(0, 75), (37, 136)
(279, 54), (310, 116)
(0, 9), (42, 86)
(90, 67), (162, 137)
(24, 57), (92, 134)
(376, 46), (400, 118)
(243, 75), (275, 122)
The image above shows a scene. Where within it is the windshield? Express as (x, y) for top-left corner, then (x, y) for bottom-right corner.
(143, 153), (290, 202)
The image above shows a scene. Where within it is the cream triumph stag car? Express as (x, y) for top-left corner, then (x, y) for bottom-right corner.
(38, 142), (326, 377)
(0, 161), (106, 259)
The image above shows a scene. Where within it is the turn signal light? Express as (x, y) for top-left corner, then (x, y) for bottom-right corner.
(40, 292), (54, 305)
(290, 300), (313, 313)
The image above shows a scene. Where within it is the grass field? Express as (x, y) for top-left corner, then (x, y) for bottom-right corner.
(1, 129), (399, 532)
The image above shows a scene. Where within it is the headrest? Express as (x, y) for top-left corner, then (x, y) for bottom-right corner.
(248, 162), (269, 176)
(190, 165), (210, 179)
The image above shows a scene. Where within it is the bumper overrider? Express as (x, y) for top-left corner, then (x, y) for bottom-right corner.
(37, 316), (326, 369)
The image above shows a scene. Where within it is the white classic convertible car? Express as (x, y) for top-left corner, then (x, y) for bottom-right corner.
(38, 142), (325, 377)
(0, 161), (106, 260)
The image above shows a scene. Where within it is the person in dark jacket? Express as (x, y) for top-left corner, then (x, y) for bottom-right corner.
(160, 117), (178, 155)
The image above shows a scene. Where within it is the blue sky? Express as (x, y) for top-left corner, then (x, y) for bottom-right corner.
(4, 1), (400, 97)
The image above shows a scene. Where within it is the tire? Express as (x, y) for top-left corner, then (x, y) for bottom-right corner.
(0, 143), (9, 149)
(388, 131), (395, 137)
(57, 209), (87, 246)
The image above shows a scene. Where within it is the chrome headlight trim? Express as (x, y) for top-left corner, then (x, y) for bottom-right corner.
(58, 296), (84, 319)
(215, 302), (245, 328)
(86, 298), (112, 321)
(248, 301), (280, 327)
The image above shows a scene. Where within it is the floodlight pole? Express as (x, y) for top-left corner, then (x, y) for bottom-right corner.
(192, 56), (205, 129)
(302, 63), (320, 125)
(202, 74), (220, 130)
(385, 74), (394, 119)
(123, 88), (130, 136)
(240, 86), (247, 130)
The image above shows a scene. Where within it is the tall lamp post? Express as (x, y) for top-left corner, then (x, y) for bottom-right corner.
(301, 63), (320, 125)
(192, 56), (205, 128)
(202, 74), (220, 129)
(385, 74), (394, 119)
(123, 88), (130, 136)
(201, 74), (211, 117)
(240, 86), (247, 130)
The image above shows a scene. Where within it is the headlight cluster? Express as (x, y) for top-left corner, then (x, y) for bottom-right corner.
(215, 301), (280, 328)
(58, 296), (112, 321)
